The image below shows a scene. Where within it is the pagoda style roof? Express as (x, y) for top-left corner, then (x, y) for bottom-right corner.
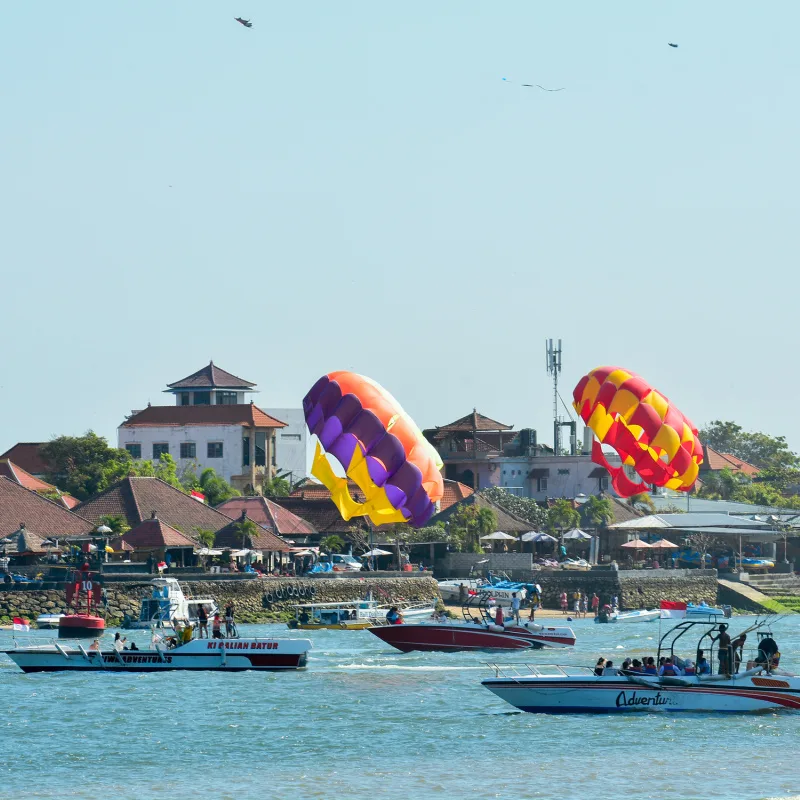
(121, 514), (196, 549)
(425, 410), (513, 439)
(166, 361), (256, 390)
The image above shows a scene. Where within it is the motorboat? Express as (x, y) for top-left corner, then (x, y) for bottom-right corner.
(287, 599), (437, 630)
(611, 609), (661, 624)
(367, 593), (575, 653)
(560, 558), (591, 571)
(437, 579), (481, 602)
(482, 619), (797, 713)
(122, 577), (219, 629)
(685, 602), (731, 620)
(2, 633), (312, 673)
(36, 613), (65, 629)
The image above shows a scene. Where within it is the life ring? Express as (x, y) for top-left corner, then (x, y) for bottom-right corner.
(291, 585), (299, 598)
(265, 591), (274, 604)
(275, 587), (285, 601)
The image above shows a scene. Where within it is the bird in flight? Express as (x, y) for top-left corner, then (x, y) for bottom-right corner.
(235, 17), (253, 28)
(668, 43), (678, 48)
(502, 78), (565, 91)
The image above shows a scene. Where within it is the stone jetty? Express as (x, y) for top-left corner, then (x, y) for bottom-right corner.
(0, 576), (441, 626)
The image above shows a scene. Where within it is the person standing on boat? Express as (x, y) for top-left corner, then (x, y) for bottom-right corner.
(224, 603), (236, 638)
(197, 604), (209, 639)
(715, 624), (732, 675)
(757, 634), (779, 673)
(510, 592), (521, 625)
(731, 632), (747, 673)
(212, 613), (224, 639)
(495, 605), (504, 626)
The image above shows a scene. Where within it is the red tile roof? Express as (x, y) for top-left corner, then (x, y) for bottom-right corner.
(216, 496), (316, 536)
(289, 479), (367, 503)
(0, 443), (49, 476)
(0, 460), (57, 493)
(167, 361), (255, 390)
(213, 511), (292, 552)
(120, 404), (286, 429)
(72, 477), (236, 539)
(440, 480), (474, 511)
(60, 495), (81, 510)
(0, 477), (94, 538)
(702, 445), (760, 476)
(269, 497), (364, 535)
(122, 516), (196, 549)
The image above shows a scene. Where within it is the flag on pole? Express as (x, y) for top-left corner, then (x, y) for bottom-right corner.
(12, 617), (30, 632)
(659, 600), (687, 619)
(191, 490), (206, 504)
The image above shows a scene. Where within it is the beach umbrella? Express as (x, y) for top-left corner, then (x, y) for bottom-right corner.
(650, 538), (679, 549)
(479, 531), (518, 541)
(562, 529), (593, 540)
(520, 531), (557, 543)
(621, 538), (652, 549)
(362, 548), (393, 557)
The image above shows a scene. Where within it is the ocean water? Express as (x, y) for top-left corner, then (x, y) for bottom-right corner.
(1, 615), (798, 800)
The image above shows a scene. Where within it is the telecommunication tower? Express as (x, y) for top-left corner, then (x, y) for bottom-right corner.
(545, 338), (576, 457)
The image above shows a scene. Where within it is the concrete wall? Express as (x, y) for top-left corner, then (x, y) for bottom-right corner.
(441, 553), (534, 577)
(267, 408), (309, 480)
(0, 577), (440, 626)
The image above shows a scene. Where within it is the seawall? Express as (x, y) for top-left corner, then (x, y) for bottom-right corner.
(0, 577), (441, 626)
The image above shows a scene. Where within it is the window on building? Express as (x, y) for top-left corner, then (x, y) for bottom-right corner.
(599, 476), (609, 492)
(216, 391), (237, 405)
(242, 436), (249, 466)
(125, 443), (142, 459)
(558, 468), (570, 475)
(179, 392), (190, 406)
(208, 442), (224, 459)
(180, 442), (196, 459)
(537, 478), (548, 492)
(193, 392), (211, 405)
(280, 433), (302, 441)
(153, 443), (169, 459)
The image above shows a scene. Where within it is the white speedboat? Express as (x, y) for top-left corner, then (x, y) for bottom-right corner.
(684, 603), (730, 619)
(482, 620), (796, 713)
(437, 579), (481, 602)
(3, 634), (312, 672)
(613, 610), (660, 624)
(36, 613), (65, 629)
(122, 577), (219, 629)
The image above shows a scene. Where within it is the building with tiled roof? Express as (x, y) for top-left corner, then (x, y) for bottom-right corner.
(0, 459), (80, 510)
(426, 490), (537, 533)
(216, 496), (316, 537)
(166, 360), (256, 394)
(0, 443), (50, 478)
(700, 445), (760, 477)
(214, 510), (292, 553)
(72, 476), (235, 539)
(122, 513), (197, 550)
(0, 477), (94, 539)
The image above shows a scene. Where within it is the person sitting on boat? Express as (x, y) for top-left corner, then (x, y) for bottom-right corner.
(696, 650), (711, 675)
(643, 657), (658, 675)
(89, 639), (101, 652)
(756, 634), (779, 673)
(299, 608), (310, 625)
(128, 641), (139, 651)
(594, 658), (606, 676)
(659, 658), (683, 677)
(602, 660), (619, 676)
(683, 659), (696, 676)
(628, 659), (643, 674)
(386, 606), (403, 625)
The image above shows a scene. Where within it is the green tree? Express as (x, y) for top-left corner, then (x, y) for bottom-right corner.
(320, 534), (344, 554)
(699, 420), (798, 470)
(481, 487), (547, 528)
(262, 476), (291, 497)
(629, 492), (655, 514)
(546, 499), (580, 534)
(98, 515), (130, 536)
(196, 468), (240, 506)
(233, 518), (261, 548)
(195, 529), (216, 548)
(448, 505), (497, 552)
(402, 523), (448, 544)
(580, 495), (615, 529)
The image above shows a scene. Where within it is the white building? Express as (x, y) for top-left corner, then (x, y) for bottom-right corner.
(118, 362), (286, 493)
(266, 408), (310, 485)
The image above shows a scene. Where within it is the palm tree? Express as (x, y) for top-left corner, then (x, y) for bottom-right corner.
(319, 534), (344, 555)
(580, 496), (614, 530)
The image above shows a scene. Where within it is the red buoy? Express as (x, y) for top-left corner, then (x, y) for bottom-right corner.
(58, 614), (105, 638)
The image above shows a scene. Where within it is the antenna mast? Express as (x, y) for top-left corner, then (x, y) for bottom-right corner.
(546, 338), (576, 457)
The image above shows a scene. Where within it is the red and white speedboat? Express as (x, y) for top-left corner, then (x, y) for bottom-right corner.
(369, 619), (575, 653)
(368, 596), (575, 653)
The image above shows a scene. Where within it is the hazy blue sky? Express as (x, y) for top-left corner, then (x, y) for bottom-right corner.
(2, 1), (798, 455)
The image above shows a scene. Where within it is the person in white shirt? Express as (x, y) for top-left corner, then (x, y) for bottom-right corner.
(602, 660), (619, 676)
(511, 592), (521, 625)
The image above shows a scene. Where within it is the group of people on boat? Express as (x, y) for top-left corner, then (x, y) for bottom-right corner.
(592, 624), (782, 679)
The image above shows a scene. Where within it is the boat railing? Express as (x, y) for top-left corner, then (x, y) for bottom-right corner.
(486, 662), (595, 679)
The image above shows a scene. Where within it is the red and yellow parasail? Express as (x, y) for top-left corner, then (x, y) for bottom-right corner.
(572, 366), (703, 497)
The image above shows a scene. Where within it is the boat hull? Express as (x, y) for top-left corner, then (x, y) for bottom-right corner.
(369, 624), (535, 652)
(482, 675), (800, 713)
(613, 610), (661, 624)
(3, 638), (312, 673)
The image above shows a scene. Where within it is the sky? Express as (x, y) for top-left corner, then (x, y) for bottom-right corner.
(2, 1), (799, 456)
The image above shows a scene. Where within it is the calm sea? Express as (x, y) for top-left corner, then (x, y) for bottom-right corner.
(1, 615), (798, 800)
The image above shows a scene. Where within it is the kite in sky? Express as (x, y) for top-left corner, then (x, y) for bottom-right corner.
(668, 43), (678, 48)
(502, 78), (564, 91)
(304, 372), (444, 527)
(235, 17), (253, 28)
(572, 366), (703, 497)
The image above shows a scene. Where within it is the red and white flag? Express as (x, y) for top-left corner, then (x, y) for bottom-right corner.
(191, 490), (206, 504)
(660, 600), (687, 619)
(12, 617), (30, 632)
